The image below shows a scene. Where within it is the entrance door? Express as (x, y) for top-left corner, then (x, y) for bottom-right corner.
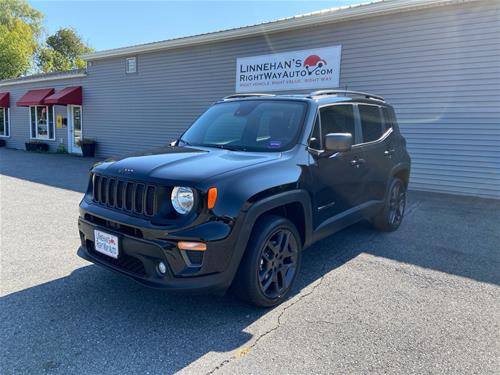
(68, 105), (82, 154)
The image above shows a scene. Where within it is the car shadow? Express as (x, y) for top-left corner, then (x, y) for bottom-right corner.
(0, 224), (362, 375)
(2, 205), (499, 374)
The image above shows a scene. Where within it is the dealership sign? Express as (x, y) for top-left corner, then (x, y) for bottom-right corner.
(236, 45), (341, 93)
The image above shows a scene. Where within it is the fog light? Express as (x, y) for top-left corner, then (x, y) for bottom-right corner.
(158, 261), (167, 274)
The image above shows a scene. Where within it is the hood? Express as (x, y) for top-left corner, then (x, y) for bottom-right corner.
(94, 146), (280, 184)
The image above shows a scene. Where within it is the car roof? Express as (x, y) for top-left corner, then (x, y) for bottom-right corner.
(219, 90), (387, 106)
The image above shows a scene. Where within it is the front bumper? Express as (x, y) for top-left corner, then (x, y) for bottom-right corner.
(77, 215), (241, 294)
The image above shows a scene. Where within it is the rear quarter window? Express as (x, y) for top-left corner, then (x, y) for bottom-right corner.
(359, 105), (383, 143)
(382, 106), (398, 132)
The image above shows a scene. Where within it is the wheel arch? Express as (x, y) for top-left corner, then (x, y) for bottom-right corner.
(241, 189), (313, 249)
(391, 163), (411, 188)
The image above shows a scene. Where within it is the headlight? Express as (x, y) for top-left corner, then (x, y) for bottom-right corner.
(171, 186), (194, 215)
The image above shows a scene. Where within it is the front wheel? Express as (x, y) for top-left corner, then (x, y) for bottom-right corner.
(372, 177), (407, 232)
(232, 215), (302, 307)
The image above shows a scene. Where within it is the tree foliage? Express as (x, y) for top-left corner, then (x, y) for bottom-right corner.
(0, 0), (43, 79)
(37, 28), (93, 73)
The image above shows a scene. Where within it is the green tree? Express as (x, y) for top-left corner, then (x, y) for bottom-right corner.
(37, 28), (93, 73)
(0, 0), (43, 79)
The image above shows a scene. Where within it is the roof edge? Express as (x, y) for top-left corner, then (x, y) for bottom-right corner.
(83, 0), (474, 61)
(0, 71), (87, 88)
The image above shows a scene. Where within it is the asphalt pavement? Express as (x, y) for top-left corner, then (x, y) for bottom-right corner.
(1, 148), (499, 374)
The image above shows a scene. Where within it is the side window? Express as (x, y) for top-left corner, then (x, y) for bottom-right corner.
(319, 104), (356, 140)
(381, 106), (399, 132)
(389, 107), (399, 128)
(359, 105), (383, 143)
(381, 107), (392, 131)
(309, 116), (321, 150)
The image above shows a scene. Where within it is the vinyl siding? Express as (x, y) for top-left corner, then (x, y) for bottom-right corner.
(1, 0), (498, 198)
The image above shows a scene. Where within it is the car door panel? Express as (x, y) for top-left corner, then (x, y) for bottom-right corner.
(310, 148), (366, 228)
(358, 105), (394, 202)
(308, 104), (365, 229)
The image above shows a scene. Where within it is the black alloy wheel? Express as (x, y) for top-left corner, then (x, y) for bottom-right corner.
(258, 228), (299, 299)
(233, 215), (302, 307)
(373, 177), (407, 232)
(388, 179), (406, 227)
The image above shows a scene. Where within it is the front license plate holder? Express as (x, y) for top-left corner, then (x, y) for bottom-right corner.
(94, 229), (120, 259)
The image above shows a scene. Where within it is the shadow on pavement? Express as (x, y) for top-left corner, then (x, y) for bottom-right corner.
(0, 224), (361, 375)
(2, 204), (499, 374)
(0, 148), (99, 193)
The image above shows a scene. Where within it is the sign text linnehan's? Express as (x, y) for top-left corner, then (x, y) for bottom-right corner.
(236, 46), (342, 93)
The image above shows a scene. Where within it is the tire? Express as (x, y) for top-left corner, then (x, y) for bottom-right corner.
(232, 215), (302, 307)
(372, 177), (407, 232)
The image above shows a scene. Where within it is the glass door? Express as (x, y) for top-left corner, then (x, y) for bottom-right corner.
(68, 105), (82, 154)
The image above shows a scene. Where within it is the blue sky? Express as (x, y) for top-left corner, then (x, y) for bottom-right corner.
(30, 1), (362, 52)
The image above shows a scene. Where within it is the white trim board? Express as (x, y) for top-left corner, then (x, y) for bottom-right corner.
(0, 73), (87, 88)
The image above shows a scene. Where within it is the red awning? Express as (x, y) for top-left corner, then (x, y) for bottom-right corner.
(0, 92), (9, 108)
(45, 86), (82, 106)
(16, 88), (55, 107)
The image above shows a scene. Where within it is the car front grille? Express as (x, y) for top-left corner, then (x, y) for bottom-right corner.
(92, 174), (158, 216)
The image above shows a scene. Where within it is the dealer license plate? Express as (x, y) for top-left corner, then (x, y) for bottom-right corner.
(94, 230), (119, 259)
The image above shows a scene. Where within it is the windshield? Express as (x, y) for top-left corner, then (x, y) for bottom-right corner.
(180, 100), (308, 152)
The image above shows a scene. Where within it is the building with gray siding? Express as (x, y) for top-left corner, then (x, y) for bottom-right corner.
(0, 0), (498, 198)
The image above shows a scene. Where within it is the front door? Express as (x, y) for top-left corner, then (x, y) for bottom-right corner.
(309, 104), (366, 229)
(68, 105), (82, 154)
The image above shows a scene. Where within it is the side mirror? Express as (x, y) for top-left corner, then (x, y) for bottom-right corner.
(324, 133), (353, 153)
(170, 140), (178, 147)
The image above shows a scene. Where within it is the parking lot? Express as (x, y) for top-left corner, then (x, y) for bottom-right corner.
(1, 148), (499, 374)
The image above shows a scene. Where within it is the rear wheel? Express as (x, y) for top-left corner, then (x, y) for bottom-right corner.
(232, 215), (302, 307)
(372, 177), (407, 232)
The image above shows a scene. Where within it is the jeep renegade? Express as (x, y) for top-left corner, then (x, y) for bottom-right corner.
(78, 90), (411, 307)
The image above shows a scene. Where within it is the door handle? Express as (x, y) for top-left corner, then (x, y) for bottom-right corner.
(384, 149), (395, 156)
(350, 158), (365, 167)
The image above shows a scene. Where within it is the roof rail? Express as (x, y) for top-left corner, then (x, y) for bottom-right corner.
(309, 89), (385, 102)
(223, 93), (275, 100)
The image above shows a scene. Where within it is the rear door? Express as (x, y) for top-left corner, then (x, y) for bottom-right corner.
(308, 103), (366, 228)
(357, 104), (394, 202)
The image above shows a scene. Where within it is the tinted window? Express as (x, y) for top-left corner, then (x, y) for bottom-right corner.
(181, 100), (307, 152)
(389, 107), (399, 128)
(381, 107), (392, 131)
(319, 105), (356, 140)
(359, 105), (383, 142)
(309, 116), (321, 150)
(381, 106), (399, 132)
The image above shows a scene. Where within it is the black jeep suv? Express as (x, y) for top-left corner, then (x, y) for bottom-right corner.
(78, 90), (411, 306)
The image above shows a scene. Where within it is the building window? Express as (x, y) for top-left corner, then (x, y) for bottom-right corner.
(30, 105), (54, 140)
(0, 108), (9, 137)
(126, 57), (137, 73)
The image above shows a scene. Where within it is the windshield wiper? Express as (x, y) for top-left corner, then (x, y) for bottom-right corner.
(205, 144), (245, 151)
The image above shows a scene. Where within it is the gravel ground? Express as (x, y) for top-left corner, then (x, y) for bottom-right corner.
(1, 148), (499, 375)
